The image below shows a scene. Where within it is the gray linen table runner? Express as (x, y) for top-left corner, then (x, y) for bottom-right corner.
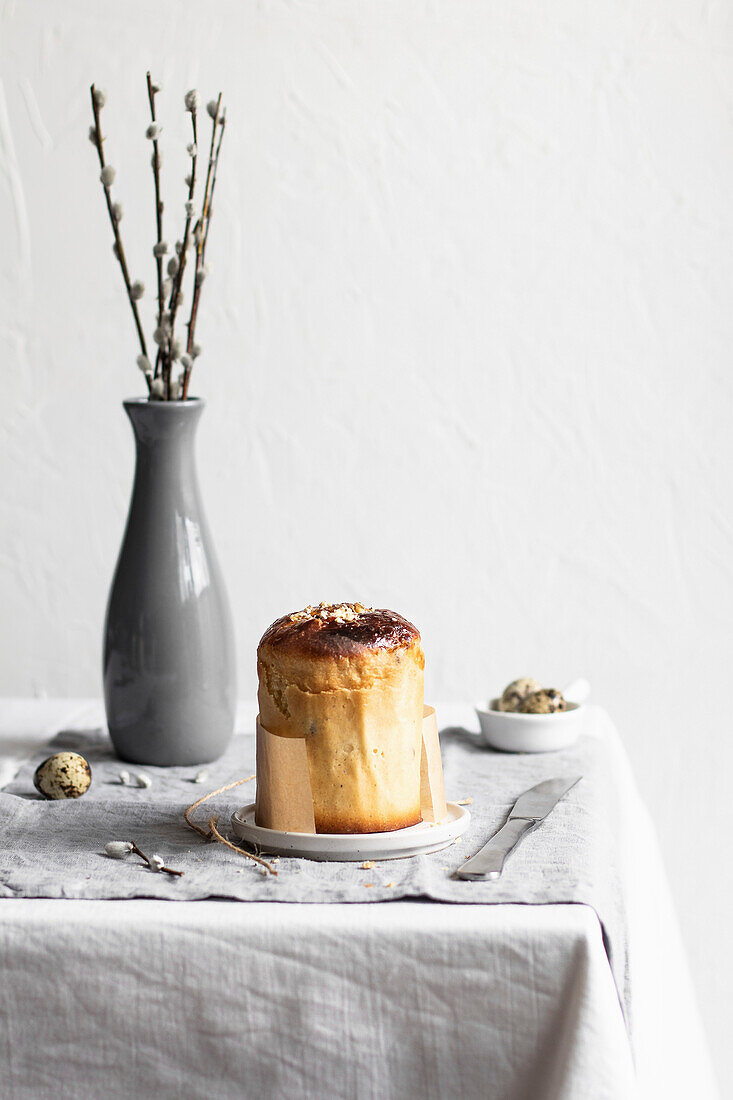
(0, 707), (629, 1026)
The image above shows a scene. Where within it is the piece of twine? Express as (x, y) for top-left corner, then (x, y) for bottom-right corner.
(184, 775), (278, 875)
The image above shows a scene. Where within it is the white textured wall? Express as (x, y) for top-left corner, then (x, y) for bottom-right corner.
(1, 1), (731, 1089)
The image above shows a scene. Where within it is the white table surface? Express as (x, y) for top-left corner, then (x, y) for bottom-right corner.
(0, 700), (719, 1100)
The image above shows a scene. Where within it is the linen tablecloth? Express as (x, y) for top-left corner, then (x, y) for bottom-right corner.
(0, 700), (718, 1100)
(1, 707), (630, 1028)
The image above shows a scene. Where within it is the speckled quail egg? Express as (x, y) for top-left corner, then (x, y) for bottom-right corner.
(496, 677), (542, 712)
(518, 688), (567, 714)
(33, 752), (92, 800)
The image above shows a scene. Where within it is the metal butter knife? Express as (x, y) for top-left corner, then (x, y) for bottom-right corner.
(456, 776), (582, 881)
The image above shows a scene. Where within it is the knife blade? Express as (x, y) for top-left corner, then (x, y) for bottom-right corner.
(456, 775), (581, 881)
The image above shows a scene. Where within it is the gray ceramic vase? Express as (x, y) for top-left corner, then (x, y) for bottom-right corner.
(103, 397), (236, 766)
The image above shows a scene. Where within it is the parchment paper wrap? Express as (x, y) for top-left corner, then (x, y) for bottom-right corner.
(255, 705), (447, 834)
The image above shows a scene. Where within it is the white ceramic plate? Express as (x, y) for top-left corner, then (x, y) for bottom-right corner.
(230, 802), (471, 861)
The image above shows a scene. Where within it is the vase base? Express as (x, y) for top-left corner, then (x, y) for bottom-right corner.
(108, 727), (234, 768)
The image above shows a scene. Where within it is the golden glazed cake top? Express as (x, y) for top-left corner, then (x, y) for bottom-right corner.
(259, 603), (421, 661)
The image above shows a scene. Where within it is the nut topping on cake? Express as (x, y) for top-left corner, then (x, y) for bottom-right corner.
(289, 601), (372, 625)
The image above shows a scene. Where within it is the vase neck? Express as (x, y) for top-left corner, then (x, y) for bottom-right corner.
(124, 397), (204, 450)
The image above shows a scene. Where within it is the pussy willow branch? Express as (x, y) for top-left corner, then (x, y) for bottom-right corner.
(167, 106), (198, 351)
(90, 83), (151, 395)
(146, 72), (168, 392)
(130, 840), (184, 877)
(183, 97), (225, 399)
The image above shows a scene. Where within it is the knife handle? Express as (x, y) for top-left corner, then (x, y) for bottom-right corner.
(457, 817), (537, 880)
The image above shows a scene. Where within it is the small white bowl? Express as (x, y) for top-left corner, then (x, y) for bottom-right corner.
(475, 680), (590, 753)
